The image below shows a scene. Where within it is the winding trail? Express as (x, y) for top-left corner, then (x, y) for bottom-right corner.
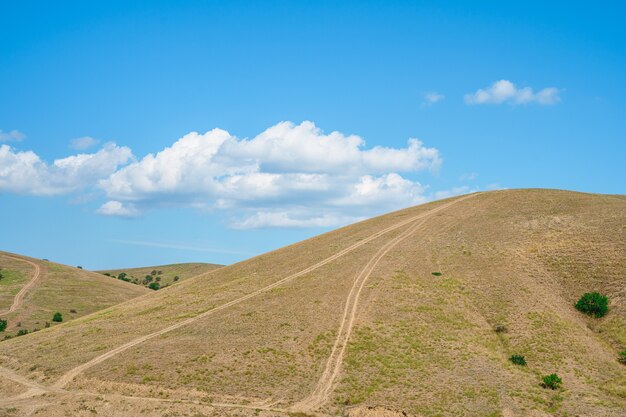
(294, 195), (473, 412)
(0, 255), (41, 316)
(52, 197), (469, 390)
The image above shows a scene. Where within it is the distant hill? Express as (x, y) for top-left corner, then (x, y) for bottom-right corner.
(0, 190), (624, 417)
(98, 262), (223, 290)
(0, 251), (148, 338)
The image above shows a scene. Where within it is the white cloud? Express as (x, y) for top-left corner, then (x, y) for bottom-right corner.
(459, 172), (478, 181)
(0, 129), (26, 142)
(70, 136), (100, 150)
(0, 143), (133, 195)
(96, 200), (139, 217)
(0, 121), (458, 229)
(97, 121), (442, 226)
(464, 80), (560, 105)
(422, 92), (444, 106)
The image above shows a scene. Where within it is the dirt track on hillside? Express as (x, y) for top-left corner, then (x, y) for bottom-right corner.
(294, 195), (474, 411)
(0, 255), (41, 316)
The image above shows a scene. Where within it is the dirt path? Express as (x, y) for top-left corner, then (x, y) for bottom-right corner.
(294, 195), (474, 412)
(0, 255), (41, 316)
(52, 198), (469, 390)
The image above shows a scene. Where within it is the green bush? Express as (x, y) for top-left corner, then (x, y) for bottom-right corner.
(431, 271), (442, 276)
(148, 282), (160, 291)
(618, 350), (626, 365)
(173, 275), (180, 282)
(510, 355), (526, 366)
(542, 373), (562, 390)
(575, 292), (609, 317)
(16, 329), (29, 337)
(52, 312), (63, 322)
(0, 319), (7, 332)
(118, 272), (127, 280)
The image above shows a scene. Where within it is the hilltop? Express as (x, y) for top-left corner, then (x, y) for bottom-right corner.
(0, 252), (148, 339)
(0, 189), (624, 417)
(98, 262), (223, 290)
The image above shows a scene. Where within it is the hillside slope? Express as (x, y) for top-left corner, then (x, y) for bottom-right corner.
(0, 252), (148, 337)
(98, 262), (223, 289)
(0, 189), (624, 417)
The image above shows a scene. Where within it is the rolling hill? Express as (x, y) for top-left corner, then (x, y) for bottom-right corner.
(0, 252), (148, 337)
(98, 262), (223, 289)
(0, 189), (624, 417)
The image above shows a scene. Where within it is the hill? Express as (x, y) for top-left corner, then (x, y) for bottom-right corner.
(0, 189), (624, 417)
(98, 262), (223, 290)
(0, 252), (148, 338)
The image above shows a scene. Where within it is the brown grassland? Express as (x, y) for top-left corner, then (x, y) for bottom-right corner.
(0, 189), (624, 417)
(0, 252), (148, 335)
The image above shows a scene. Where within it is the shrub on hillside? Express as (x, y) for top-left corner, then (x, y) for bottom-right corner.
(618, 350), (626, 365)
(541, 373), (562, 390)
(16, 329), (29, 337)
(148, 282), (160, 291)
(0, 319), (7, 332)
(575, 292), (609, 318)
(494, 324), (508, 333)
(144, 275), (153, 282)
(510, 355), (526, 366)
(118, 272), (127, 280)
(0, 270), (4, 281)
(173, 275), (180, 282)
(52, 312), (63, 322)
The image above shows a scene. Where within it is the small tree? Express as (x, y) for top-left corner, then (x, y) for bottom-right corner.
(0, 319), (7, 332)
(118, 272), (127, 280)
(510, 355), (526, 366)
(575, 292), (609, 318)
(52, 312), (63, 322)
(144, 275), (153, 283)
(77, 266), (83, 269)
(542, 373), (562, 390)
(148, 282), (160, 291)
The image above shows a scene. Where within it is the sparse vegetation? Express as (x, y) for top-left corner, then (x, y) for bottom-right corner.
(509, 355), (526, 366)
(0, 319), (7, 332)
(52, 312), (63, 322)
(575, 292), (609, 318)
(16, 329), (29, 337)
(494, 324), (508, 333)
(618, 350), (626, 365)
(542, 373), (562, 390)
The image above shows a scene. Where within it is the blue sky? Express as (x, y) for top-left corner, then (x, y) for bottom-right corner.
(1, 1), (624, 269)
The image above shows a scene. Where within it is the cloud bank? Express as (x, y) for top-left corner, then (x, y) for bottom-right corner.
(0, 121), (449, 228)
(465, 80), (560, 105)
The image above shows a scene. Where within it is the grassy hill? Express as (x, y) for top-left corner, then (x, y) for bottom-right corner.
(0, 252), (148, 338)
(98, 262), (223, 290)
(0, 189), (624, 417)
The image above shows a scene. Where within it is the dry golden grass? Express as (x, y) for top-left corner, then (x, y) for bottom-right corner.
(1, 189), (624, 417)
(0, 252), (148, 337)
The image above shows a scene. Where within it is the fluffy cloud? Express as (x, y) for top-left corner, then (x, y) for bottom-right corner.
(0, 129), (26, 142)
(0, 143), (133, 195)
(464, 80), (560, 105)
(98, 121), (441, 227)
(70, 136), (100, 150)
(96, 200), (139, 217)
(422, 92), (444, 106)
(0, 121), (450, 229)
